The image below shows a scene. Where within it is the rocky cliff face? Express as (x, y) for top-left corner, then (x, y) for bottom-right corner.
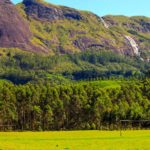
(0, 0), (32, 49)
(0, 0), (149, 60)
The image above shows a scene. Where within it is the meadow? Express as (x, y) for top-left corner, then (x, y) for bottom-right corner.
(0, 130), (150, 150)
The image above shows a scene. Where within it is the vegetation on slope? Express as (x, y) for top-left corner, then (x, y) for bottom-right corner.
(0, 48), (149, 131)
(0, 0), (149, 132)
(15, 0), (150, 58)
(0, 49), (149, 84)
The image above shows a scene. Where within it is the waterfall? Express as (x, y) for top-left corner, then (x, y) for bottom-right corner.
(125, 36), (140, 56)
(146, 58), (150, 62)
(100, 17), (109, 28)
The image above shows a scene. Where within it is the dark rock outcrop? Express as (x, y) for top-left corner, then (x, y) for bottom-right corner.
(23, 0), (83, 21)
(135, 19), (150, 32)
(62, 6), (83, 20)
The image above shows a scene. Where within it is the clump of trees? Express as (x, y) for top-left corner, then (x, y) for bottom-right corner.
(0, 78), (149, 131)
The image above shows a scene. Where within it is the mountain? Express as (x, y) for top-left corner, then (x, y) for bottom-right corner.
(0, 1), (150, 131)
(0, 0), (150, 61)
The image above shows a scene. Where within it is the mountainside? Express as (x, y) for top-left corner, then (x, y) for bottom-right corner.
(0, 0), (150, 132)
(0, 0), (150, 61)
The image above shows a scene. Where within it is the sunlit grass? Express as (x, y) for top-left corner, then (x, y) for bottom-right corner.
(0, 130), (149, 150)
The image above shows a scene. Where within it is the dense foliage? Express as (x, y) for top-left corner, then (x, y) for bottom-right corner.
(0, 50), (149, 130)
(0, 78), (149, 130)
(0, 50), (149, 84)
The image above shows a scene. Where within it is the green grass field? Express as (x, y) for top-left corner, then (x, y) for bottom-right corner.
(0, 130), (150, 150)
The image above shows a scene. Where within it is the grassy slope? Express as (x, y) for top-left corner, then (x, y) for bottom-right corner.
(75, 80), (121, 89)
(0, 130), (149, 150)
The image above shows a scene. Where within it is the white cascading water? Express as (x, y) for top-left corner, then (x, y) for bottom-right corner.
(100, 17), (109, 28)
(99, 18), (146, 61)
(125, 36), (140, 56)
(146, 58), (150, 62)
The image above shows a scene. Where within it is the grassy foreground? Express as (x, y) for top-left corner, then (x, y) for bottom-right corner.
(0, 130), (150, 150)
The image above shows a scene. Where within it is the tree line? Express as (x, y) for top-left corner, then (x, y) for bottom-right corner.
(0, 50), (149, 84)
(0, 78), (149, 131)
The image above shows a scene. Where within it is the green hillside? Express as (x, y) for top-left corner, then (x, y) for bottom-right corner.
(0, 48), (149, 84)
(14, 0), (150, 61)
